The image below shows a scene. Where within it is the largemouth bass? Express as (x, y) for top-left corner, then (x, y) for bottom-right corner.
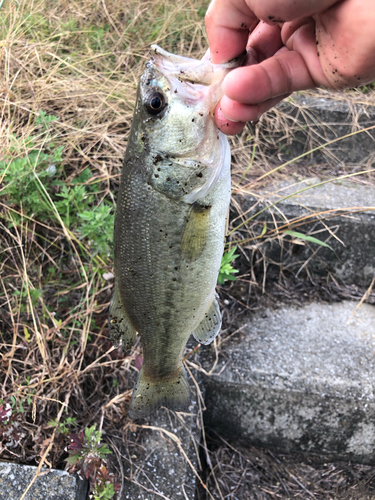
(109, 45), (240, 420)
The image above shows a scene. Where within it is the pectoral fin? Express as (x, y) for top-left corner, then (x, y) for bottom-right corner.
(192, 294), (222, 345)
(180, 202), (211, 262)
(108, 285), (136, 350)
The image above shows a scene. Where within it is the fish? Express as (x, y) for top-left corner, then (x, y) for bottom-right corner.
(109, 45), (241, 420)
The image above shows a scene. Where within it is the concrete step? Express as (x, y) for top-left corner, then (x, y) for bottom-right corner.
(257, 93), (375, 166)
(232, 179), (375, 287)
(201, 300), (375, 464)
(0, 461), (87, 500)
(119, 378), (202, 500)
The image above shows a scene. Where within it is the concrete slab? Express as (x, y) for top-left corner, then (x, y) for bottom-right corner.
(0, 462), (87, 500)
(254, 177), (375, 212)
(233, 179), (375, 287)
(120, 379), (202, 499)
(271, 94), (375, 166)
(202, 301), (375, 464)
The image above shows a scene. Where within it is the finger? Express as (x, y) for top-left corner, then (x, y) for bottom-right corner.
(206, 0), (258, 64)
(217, 93), (291, 127)
(281, 19), (330, 87)
(205, 0), (339, 64)
(246, 21), (283, 62)
(222, 45), (321, 107)
(215, 105), (246, 135)
(246, 0), (339, 25)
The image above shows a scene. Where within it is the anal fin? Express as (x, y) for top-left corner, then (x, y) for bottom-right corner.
(108, 285), (136, 350)
(192, 294), (221, 345)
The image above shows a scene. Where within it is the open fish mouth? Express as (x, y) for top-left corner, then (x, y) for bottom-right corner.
(149, 44), (246, 112)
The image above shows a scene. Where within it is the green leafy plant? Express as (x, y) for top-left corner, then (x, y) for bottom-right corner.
(65, 424), (120, 500)
(0, 112), (114, 259)
(48, 416), (77, 435)
(218, 246), (240, 284)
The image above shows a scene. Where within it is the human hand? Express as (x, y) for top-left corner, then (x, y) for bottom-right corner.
(205, 0), (375, 134)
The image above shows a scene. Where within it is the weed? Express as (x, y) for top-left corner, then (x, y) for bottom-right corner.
(283, 230), (334, 251)
(48, 416), (77, 435)
(218, 247), (239, 284)
(1, 112), (114, 258)
(65, 425), (120, 499)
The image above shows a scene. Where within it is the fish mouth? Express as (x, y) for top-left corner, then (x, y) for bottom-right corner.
(149, 44), (245, 113)
(150, 44), (246, 86)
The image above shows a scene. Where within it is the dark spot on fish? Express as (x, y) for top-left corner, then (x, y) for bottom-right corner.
(169, 162), (173, 166)
(157, 167), (161, 171)
(199, 112), (204, 117)
(174, 89), (178, 93)
(153, 154), (163, 164)
(268, 16), (275, 20)
(154, 173), (159, 178)
(172, 278), (176, 281)
(166, 177), (170, 181)
(192, 118), (195, 122)
(196, 172), (203, 178)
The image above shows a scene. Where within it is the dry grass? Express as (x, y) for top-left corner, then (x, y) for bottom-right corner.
(198, 437), (375, 500)
(1, 0), (375, 498)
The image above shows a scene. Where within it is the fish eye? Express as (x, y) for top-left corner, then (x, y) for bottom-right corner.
(145, 91), (166, 115)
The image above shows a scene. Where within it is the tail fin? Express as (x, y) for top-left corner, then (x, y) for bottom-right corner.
(128, 365), (191, 420)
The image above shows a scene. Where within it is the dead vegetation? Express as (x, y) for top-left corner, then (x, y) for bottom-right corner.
(1, 0), (375, 498)
(198, 437), (375, 500)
